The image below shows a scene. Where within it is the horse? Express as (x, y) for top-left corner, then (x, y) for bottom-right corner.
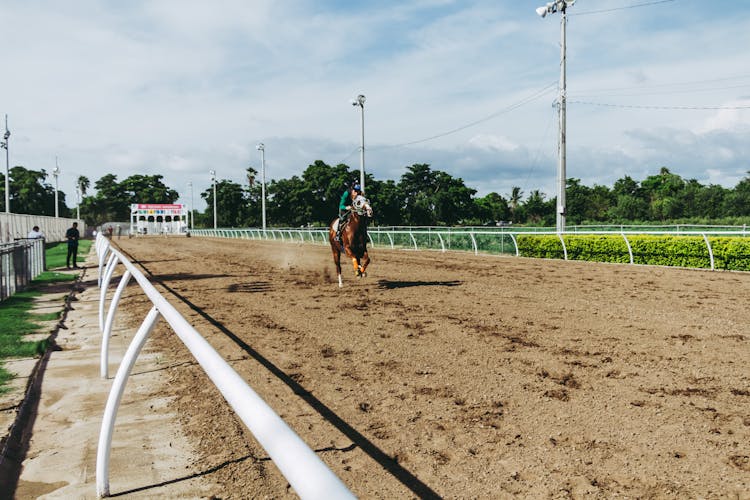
(329, 195), (373, 287)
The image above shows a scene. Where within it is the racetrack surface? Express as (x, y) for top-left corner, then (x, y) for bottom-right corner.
(115, 236), (750, 498)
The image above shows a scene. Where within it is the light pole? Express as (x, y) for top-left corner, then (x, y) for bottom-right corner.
(53, 158), (60, 218)
(188, 181), (194, 229)
(76, 185), (81, 220)
(350, 94), (366, 192)
(209, 170), (217, 229)
(1, 115), (10, 213)
(536, 0), (574, 233)
(256, 143), (266, 231)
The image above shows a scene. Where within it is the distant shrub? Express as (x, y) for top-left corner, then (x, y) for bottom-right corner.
(517, 234), (750, 271)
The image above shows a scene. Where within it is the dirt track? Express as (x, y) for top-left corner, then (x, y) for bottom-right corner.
(115, 236), (750, 498)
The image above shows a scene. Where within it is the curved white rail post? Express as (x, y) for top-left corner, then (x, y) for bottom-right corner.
(621, 233), (634, 264)
(97, 306), (162, 498)
(437, 232), (445, 252)
(367, 232), (374, 247)
(469, 232), (478, 255)
(409, 230), (418, 251)
(509, 234), (519, 257)
(99, 253), (119, 331)
(557, 233), (568, 260)
(702, 233), (715, 270)
(97, 244), (111, 288)
(101, 270), (133, 379)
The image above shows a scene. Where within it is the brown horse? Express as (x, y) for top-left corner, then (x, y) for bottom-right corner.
(329, 195), (373, 287)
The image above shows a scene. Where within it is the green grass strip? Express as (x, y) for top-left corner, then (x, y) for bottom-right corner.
(0, 247), (84, 392)
(45, 239), (93, 269)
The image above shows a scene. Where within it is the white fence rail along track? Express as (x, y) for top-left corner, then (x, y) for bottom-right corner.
(190, 226), (750, 271)
(0, 238), (45, 301)
(94, 233), (354, 499)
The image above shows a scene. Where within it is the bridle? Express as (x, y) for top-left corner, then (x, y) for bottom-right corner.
(352, 195), (373, 218)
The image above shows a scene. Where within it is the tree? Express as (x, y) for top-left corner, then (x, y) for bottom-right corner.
(77, 175), (90, 196)
(365, 179), (402, 226)
(723, 172), (750, 217)
(474, 192), (510, 224)
(4, 166), (70, 216)
(266, 176), (310, 226)
(201, 179), (248, 227)
(509, 187), (523, 221)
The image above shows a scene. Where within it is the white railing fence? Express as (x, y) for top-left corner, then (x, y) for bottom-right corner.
(94, 233), (354, 499)
(0, 238), (46, 301)
(189, 227), (750, 271)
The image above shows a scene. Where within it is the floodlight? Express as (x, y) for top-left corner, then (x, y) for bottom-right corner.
(536, 6), (548, 17)
(256, 142), (264, 151)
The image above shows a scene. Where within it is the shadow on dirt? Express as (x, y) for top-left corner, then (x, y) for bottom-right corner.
(126, 253), (441, 499)
(227, 281), (274, 293)
(377, 279), (462, 289)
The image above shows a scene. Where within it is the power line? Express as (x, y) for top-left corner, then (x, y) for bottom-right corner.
(572, 0), (676, 17)
(373, 81), (558, 150)
(570, 82), (750, 99)
(569, 100), (750, 110)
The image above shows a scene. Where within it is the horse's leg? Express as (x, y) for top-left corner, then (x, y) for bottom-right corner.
(351, 256), (361, 277)
(330, 226), (343, 287)
(360, 250), (370, 277)
(332, 247), (343, 287)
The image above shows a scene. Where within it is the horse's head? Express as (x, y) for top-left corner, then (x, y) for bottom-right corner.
(352, 195), (373, 218)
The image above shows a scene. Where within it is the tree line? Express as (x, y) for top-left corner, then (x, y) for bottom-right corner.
(2, 163), (750, 227)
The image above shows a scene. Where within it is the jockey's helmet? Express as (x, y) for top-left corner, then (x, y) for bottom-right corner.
(353, 183), (362, 192)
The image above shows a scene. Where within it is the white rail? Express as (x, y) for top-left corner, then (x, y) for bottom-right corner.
(190, 227), (750, 272)
(94, 234), (354, 499)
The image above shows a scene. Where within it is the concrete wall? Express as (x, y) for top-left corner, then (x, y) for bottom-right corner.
(0, 213), (85, 243)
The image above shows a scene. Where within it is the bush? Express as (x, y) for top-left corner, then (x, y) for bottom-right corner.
(517, 234), (750, 271)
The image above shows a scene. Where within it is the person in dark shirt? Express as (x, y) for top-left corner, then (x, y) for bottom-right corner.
(66, 222), (80, 269)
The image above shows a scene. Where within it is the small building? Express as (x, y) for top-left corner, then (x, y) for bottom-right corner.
(130, 204), (188, 235)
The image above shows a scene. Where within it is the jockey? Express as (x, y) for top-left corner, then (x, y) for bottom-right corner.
(336, 181), (362, 242)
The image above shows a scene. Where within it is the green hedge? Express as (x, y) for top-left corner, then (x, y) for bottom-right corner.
(517, 234), (750, 271)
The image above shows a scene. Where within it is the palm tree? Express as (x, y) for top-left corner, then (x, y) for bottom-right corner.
(509, 186), (523, 218)
(77, 175), (90, 196)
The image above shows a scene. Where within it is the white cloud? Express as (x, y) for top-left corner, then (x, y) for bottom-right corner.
(1, 0), (749, 211)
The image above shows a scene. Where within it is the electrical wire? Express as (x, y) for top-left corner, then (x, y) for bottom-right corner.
(373, 81), (558, 150)
(569, 100), (750, 110)
(571, 0), (677, 17)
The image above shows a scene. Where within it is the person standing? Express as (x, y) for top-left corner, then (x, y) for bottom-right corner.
(27, 226), (45, 239)
(66, 222), (80, 269)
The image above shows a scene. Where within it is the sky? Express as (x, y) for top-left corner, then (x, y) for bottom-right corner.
(2, 0), (749, 211)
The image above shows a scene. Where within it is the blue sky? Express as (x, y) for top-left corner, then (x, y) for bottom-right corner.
(2, 0), (749, 211)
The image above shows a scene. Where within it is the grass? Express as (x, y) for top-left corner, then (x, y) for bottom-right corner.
(0, 246), (85, 393)
(45, 239), (93, 269)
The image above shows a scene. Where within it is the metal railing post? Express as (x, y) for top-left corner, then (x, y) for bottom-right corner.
(101, 270), (133, 379)
(96, 306), (162, 498)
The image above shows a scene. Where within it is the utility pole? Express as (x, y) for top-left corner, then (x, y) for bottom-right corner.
(1, 115), (10, 213)
(536, 0), (573, 233)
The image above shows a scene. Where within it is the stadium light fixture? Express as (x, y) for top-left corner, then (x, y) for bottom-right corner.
(536, 0), (574, 233)
(53, 158), (60, 218)
(1, 115), (10, 213)
(256, 143), (267, 231)
(350, 94), (366, 192)
(209, 169), (217, 229)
